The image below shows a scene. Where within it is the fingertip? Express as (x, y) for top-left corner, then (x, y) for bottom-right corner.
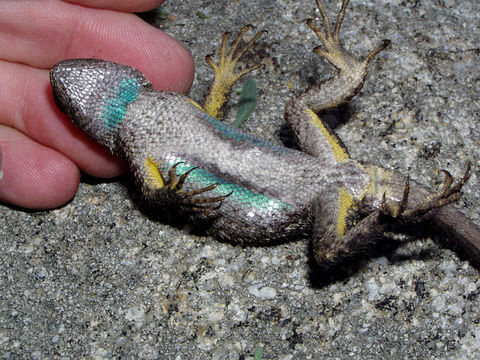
(66, 0), (166, 13)
(118, 25), (195, 94)
(67, 6), (196, 93)
(162, 38), (195, 94)
(0, 142), (80, 209)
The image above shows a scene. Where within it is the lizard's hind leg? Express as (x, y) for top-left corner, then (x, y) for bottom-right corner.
(203, 25), (266, 120)
(310, 184), (389, 272)
(307, 0), (388, 77)
(284, 0), (389, 161)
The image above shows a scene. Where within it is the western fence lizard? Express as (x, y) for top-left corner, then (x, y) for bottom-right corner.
(50, 0), (480, 270)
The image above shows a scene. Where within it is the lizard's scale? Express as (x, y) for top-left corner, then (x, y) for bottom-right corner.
(103, 77), (141, 130)
(201, 113), (295, 154)
(50, 0), (480, 271)
(166, 158), (290, 211)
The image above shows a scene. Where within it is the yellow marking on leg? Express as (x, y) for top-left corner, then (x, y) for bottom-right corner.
(337, 186), (355, 237)
(204, 77), (231, 119)
(365, 165), (396, 200)
(203, 27), (265, 119)
(189, 99), (205, 111)
(144, 158), (165, 189)
(306, 108), (350, 163)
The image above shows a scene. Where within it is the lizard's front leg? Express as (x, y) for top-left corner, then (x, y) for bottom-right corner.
(141, 157), (230, 214)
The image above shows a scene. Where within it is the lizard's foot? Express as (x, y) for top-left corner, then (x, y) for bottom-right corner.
(306, 0), (389, 72)
(381, 162), (472, 222)
(154, 162), (231, 214)
(203, 25), (266, 119)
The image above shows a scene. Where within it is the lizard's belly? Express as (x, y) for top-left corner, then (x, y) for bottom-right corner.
(206, 189), (312, 245)
(166, 159), (313, 245)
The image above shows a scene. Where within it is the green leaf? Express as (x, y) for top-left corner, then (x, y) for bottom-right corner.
(254, 347), (263, 360)
(234, 78), (258, 128)
(196, 10), (208, 19)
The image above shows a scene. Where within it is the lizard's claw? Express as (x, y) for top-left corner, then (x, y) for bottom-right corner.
(205, 24), (266, 84)
(204, 25), (266, 119)
(381, 162), (472, 222)
(307, 0), (389, 71)
(163, 162), (231, 214)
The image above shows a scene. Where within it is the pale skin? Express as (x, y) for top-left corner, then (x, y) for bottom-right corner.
(0, 0), (194, 209)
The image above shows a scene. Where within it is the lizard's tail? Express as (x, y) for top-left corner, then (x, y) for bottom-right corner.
(430, 205), (480, 268)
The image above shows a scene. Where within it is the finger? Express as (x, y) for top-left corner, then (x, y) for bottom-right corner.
(1, 0), (194, 92)
(0, 61), (128, 178)
(0, 125), (80, 209)
(65, 0), (166, 12)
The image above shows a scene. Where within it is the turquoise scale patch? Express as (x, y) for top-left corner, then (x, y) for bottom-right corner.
(170, 160), (290, 212)
(103, 78), (140, 130)
(203, 114), (295, 154)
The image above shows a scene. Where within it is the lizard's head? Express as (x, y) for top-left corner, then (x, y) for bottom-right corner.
(50, 59), (152, 149)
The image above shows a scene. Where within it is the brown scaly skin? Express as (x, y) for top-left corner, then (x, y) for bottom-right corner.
(49, 0), (480, 273)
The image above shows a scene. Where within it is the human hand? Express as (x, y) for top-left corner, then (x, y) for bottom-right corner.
(0, 0), (194, 209)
